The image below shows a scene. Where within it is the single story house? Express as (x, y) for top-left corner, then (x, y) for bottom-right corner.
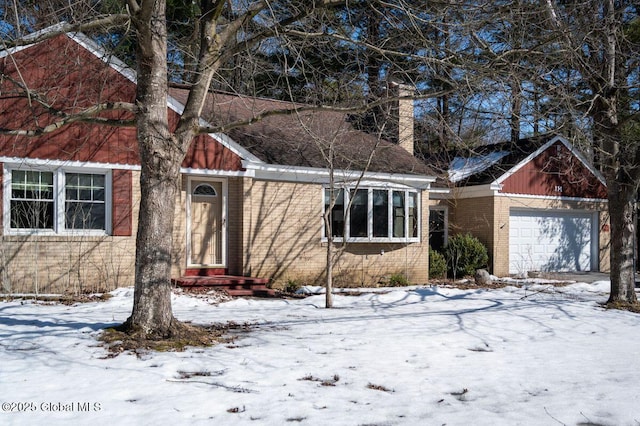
(427, 135), (610, 277)
(0, 29), (436, 294)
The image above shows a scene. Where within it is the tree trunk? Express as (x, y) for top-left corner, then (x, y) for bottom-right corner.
(510, 78), (521, 143)
(606, 180), (638, 304)
(325, 166), (335, 309)
(326, 236), (334, 308)
(123, 0), (184, 336)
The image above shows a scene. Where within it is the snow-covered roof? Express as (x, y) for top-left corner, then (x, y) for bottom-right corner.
(448, 151), (509, 183)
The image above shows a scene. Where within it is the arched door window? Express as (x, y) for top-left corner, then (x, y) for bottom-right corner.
(193, 183), (217, 197)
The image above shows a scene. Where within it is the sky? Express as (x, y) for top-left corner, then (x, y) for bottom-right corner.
(1, 280), (640, 425)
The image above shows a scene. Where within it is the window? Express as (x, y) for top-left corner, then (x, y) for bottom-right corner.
(324, 187), (420, 242)
(193, 183), (217, 196)
(10, 170), (54, 229)
(65, 173), (106, 230)
(429, 207), (447, 251)
(324, 188), (344, 237)
(349, 189), (368, 238)
(6, 167), (110, 234)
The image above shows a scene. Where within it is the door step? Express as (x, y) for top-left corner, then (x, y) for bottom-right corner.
(172, 274), (275, 297)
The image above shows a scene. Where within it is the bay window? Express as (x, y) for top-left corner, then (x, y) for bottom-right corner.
(6, 167), (110, 234)
(324, 186), (420, 242)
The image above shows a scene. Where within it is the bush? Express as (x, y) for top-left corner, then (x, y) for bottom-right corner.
(429, 247), (447, 279)
(444, 234), (489, 279)
(284, 279), (302, 293)
(388, 273), (410, 287)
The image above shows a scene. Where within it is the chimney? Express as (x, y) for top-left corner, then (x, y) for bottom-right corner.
(389, 81), (415, 156)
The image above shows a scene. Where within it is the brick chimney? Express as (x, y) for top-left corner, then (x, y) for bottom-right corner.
(389, 81), (415, 156)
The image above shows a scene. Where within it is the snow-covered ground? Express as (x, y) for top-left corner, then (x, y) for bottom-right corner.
(2, 281), (640, 425)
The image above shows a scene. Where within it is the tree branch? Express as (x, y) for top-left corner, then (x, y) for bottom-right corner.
(0, 102), (137, 136)
(195, 89), (451, 135)
(1, 15), (131, 49)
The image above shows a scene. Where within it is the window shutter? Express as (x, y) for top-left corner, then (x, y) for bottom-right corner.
(112, 169), (132, 236)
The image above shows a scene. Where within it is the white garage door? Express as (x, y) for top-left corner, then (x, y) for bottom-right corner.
(509, 210), (596, 275)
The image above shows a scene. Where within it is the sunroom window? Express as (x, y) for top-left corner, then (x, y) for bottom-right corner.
(324, 187), (420, 242)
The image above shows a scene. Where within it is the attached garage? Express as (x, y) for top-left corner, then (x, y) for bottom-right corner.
(509, 209), (598, 275)
(433, 135), (609, 276)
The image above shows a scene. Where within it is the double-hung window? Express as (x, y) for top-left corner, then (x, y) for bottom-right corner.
(324, 186), (420, 242)
(10, 170), (55, 230)
(65, 173), (106, 230)
(6, 167), (110, 235)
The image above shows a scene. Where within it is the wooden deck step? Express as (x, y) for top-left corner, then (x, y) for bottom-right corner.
(172, 274), (275, 298)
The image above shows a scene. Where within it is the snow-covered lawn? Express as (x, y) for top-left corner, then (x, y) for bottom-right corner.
(2, 281), (640, 425)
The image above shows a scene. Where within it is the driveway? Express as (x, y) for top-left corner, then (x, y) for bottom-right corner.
(538, 271), (640, 288)
(535, 271), (610, 284)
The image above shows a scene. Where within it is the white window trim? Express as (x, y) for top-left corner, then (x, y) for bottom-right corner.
(322, 186), (421, 243)
(3, 164), (112, 236)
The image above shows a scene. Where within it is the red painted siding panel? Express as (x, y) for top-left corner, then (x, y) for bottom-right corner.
(0, 35), (140, 165)
(112, 169), (133, 236)
(0, 165), (3, 232)
(501, 142), (607, 199)
(183, 134), (244, 171)
(0, 34), (244, 172)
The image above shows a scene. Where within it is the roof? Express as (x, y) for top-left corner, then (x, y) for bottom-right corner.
(1, 29), (435, 183)
(169, 88), (434, 176)
(424, 134), (602, 187)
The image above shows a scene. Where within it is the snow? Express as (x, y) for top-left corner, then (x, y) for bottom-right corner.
(2, 282), (640, 425)
(449, 151), (509, 182)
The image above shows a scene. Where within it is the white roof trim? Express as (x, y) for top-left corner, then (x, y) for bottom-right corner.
(208, 132), (263, 164)
(0, 24), (139, 84)
(164, 96), (263, 163)
(448, 183), (503, 199)
(429, 187), (452, 194)
(66, 32), (137, 84)
(4, 27), (437, 185)
(497, 192), (608, 203)
(0, 23), (67, 58)
(242, 161), (435, 189)
(494, 135), (606, 187)
(3, 25), (261, 165)
(0, 156), (140, 171)
(0, 43), (32, 58)
(448, 151), (509, 183)
(179, 167), (252, 178)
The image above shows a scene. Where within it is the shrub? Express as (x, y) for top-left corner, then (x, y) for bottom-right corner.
(444, 234), (489, 279)
(388, 273), (410, 287)
(284, 279), (302, 293)
(429, 247), (447, 279)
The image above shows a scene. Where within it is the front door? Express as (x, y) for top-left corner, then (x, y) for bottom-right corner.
(188, 179), (225, 267)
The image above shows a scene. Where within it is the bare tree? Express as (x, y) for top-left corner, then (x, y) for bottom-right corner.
(537, 1), (639, 304)
(0, 0), (462, 336)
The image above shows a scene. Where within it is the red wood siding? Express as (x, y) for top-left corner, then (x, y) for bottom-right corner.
(112, 169), (133, 236)
(0, 165), (3, 232)
(0, 34), (244, 172)
(167, 113), (243, 171)
(0, 34), (140, 165)
(500, 141), (607, 199)
(183, 134), (243, 171)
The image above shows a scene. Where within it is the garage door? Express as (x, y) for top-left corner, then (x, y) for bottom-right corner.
(509, 210), (596, 275)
